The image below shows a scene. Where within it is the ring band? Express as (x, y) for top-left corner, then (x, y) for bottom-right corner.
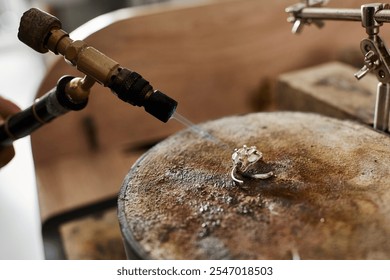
(231, 166), (244, 184)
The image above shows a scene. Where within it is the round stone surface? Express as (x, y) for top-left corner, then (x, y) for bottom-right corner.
(118, 112), (390, 259)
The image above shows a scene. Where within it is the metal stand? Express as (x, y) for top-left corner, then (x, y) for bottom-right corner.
(286, 1), (390, 132)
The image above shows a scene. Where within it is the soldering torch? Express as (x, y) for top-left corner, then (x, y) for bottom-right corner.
(0, 8), (177, 146)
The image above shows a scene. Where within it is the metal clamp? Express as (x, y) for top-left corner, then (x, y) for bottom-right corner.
(355, 4), (390, 131)
(286, 0), (326, 33)
(286, 2), (390, 132)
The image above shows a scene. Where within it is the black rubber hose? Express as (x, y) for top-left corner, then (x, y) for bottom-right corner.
(0, 76), (88, 146)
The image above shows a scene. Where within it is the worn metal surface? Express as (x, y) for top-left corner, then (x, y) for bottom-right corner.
(118, 112), (390, 259)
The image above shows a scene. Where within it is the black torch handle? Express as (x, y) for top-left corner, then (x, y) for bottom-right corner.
(0, 76), (88, 146)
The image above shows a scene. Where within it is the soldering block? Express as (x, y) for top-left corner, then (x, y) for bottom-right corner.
(276, 62), (377, 125)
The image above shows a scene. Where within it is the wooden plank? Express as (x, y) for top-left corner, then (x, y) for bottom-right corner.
(60, 208), (126, 260)
(37, 148), (143, 219)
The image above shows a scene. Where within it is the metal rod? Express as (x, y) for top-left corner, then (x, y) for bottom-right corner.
(299, 8), (361, 21)
(374, 9), (390, 22)
(374, 82), (390, 131)
(298, 7), (390, 23)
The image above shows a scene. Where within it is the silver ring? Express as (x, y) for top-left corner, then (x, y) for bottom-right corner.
(231, 145), (273, 184)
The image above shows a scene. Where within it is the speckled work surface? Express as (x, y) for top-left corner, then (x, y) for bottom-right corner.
(118, 112), (390, 259)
